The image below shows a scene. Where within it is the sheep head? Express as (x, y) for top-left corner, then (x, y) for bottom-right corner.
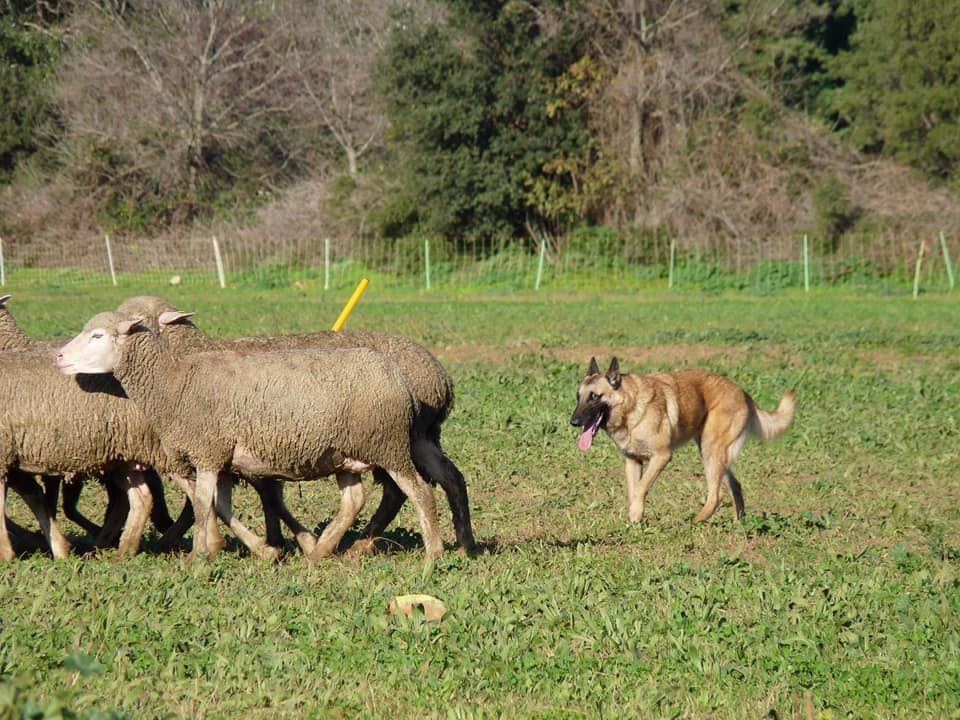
(57, 312), (146, 375)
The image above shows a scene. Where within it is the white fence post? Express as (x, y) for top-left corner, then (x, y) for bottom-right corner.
(324, 237), (331, 291)
(913, 241), (926, 300)
(534, 240), (546, 290)
(940, 231), (955, 291)
(803, 234), (810, 292)
(424, 238), (431, 290)
(105, 234), (117, 286)
(212, 235), (226, 289)
(0, 236), (5, 287)
(668, 238), (676, 290)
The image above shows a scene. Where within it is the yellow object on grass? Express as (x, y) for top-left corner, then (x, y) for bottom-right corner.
(331, 278), (369, 331)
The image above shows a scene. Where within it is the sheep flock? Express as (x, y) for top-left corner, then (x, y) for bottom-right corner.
(0, 294), (476, 569)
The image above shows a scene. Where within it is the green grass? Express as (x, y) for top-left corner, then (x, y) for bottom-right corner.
(2, 284), (959, 718)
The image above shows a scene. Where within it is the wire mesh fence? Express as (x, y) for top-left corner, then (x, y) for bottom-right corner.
(0, 230), (955, 294)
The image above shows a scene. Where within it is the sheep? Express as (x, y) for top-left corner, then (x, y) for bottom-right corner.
(57, 312), (445, 565)
(117, 295), (476, 552)
(0, 348), (137, 560)
(0, 294), (34, 351)
(0, 295), (175, 548)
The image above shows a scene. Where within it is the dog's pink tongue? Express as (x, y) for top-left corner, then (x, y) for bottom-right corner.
(578, 428), (595, 452)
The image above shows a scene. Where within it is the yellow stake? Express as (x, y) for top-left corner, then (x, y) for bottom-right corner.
(331, 278), (369, 331)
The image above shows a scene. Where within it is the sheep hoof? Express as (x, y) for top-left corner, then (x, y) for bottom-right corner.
(51, 539), (73, 560)
(305, 542), (336, 564)
(114, 545), (138, 560)
(295, 532), (317, 556)
(184, 549), (215, 565)
(345, 538), (377, 558)
(255, 545), (281, 563)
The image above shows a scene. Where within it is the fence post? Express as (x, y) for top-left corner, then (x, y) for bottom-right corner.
(668, 238), (676, 290)
(212, 235), (226, 289)
(940, 231), (955, 291)
(534, 240), (546, 290)
(912, 241), (926, 299)
(324, 237), (331, 291)
(0, 236), (5, 287)
(802, 234), (810, 292)
(424, 238), (431, 290)
(105, 234), (117, 286)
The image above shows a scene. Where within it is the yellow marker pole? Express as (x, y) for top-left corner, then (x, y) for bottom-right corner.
(331, 278), (369, 331)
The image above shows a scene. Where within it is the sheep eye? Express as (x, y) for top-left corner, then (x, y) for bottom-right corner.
(91, 332), (103, 339)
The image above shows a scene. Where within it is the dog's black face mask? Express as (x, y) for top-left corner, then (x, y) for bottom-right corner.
(570, 390), (609, 451)
(570, 356), (620, 451)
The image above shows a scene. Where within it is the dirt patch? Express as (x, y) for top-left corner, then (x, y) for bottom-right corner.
(433, 341), (744, 367)
(856, 350), (942, 370)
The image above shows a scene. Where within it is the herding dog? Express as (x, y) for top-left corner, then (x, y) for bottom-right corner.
(570, 357), (796, 523)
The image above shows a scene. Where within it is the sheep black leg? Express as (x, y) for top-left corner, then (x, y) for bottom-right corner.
(414, 438), (476, 551)
(211, 473), (279, 562)
(42, 476), (60, 519)
(61, 477), (103, 537)
(156, 500), (194, 551)
(249, 478), (287, 549)
(96, 476), (130, 548)
(250, 478), (316, 555)
(7, 517), (46, 547)
(144, 469), (174, 533)
(355, 468), (407, 552)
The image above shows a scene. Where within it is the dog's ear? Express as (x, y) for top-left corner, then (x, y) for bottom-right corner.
(588, 356), (600, 376)
(606, 356), (621, 389)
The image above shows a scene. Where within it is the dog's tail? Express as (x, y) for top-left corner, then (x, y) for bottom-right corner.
(748, 390), (796, 441)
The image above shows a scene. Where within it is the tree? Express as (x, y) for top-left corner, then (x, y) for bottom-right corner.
(56, 0), (301, 231)
(0, 1), (64, 181)
(826, 0), (960, 180)
(721, 0), (855, 114)
(287, 0), (416, 180)
(378, 0), (596, 246)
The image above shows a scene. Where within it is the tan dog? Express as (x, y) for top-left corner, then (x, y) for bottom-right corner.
(570, 357), (796, 523)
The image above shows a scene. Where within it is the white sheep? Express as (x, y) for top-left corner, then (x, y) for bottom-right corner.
(0, 295), (175, 554)
(117, 295), (475, 553)
(57, 312), (444, 565)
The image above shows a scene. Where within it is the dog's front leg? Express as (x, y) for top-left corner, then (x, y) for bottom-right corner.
(625, 456), (645, 522)
(625, 451), (671, 523)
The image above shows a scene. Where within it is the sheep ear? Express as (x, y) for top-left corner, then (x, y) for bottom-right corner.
(158, 310), (194, 327)
(587, 357), (600, 375)
(117, 317), (145, 336)
(0, 295), (10, 307)
(606, 357), (621, 389)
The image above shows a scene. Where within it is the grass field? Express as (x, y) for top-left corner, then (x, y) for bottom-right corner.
(1, 284), (959, 719)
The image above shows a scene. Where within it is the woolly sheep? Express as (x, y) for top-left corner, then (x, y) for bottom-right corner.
(57, 312), (445, 564)
(117, 295), (476, 552)
(0, 295), (35, 351)
(0, 295), (174, 550)
(0, 347), (158, 560)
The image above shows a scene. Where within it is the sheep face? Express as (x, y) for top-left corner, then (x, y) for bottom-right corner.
(57, 313), (143, 376)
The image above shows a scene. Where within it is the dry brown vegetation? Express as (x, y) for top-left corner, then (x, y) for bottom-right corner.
(1, 0), (958, 266)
